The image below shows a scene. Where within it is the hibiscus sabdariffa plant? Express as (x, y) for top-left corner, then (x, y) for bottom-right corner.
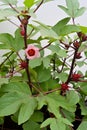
(0, 0), (87, 130)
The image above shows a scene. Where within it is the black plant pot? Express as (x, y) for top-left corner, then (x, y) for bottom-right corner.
(0, 116), (22, 130)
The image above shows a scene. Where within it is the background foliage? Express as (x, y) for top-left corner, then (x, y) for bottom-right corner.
(0, 0), (87, 130)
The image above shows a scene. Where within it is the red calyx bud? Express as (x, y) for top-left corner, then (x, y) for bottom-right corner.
(21, 19), (28, 25)
(20, 24), (23, 28)
(82, 35), (87, 42)
(61, 83), (69, 92)
(73, 41), (80, 49)
(20, 30), (25, 36)
(75, 52), (82, 59)
(71, 73), (82, 82)
(19, 61), (28, 69)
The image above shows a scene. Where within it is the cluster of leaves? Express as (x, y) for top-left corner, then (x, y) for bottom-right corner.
(0, 0), (87, 130)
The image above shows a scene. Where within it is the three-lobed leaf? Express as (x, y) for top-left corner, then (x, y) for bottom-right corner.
(58, 0), (86, 18)
(41, 118), (66, 130)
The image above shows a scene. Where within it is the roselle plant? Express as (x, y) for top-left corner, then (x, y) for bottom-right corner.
(0, 0), (87, 130)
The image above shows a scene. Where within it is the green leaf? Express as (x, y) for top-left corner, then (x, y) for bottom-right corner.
(40, 78), (60, 91)
(76, 61), (84, 67)
(58, 0), (86, 18)
(24, 0), (34, 8)
(79, 99), (87, 115)
(0, 8), (18, 19)
(58, 5), (69, 16)
(34, 21), (58, 39)
(0, 82), (31, 95)
(0, 33), (15, 50)
(42, 57), (50, 69)
(18, 97), (37, 125)
(79, 26), (87, 33)
(37, 94), (61, 118)
(57, 73), (68, 82)
(35, 65), (51, 82)
(52, 17), (70, 35)
(48, 44), (60, 54)
(77, 121), (87, 130)
(58, 49), (67, 57)
(41, 118), (66, 130)
(14, 29), (24, 51)
(0, 92), (23, 116)
(29, 58), (42, 68)
(75, 7), (86, 17)
(66, 91), (80, 105)
(80, 82), (87, 95)
(23, 120), (41, 130)
(59, 25), (80, 36)
(66, 0), (79, 10)
(65, 0), (79, 17)
(0, 0), (17, 5)
(30, 111), (44, 122)
(61, 109), (75, 122)
(0, 78), (8, 88)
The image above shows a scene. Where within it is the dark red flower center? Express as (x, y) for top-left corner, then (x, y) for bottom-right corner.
(61, 83), (69, 91)
(27, 49), (35, 56)
(71, 73), (82, 82)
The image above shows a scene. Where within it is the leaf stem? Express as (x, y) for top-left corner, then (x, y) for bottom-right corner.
(0, 51), (14, 68)
(23, 25), (32, 90)
(5, 17), (19, 27)
(34, 0), (44, 13)
(66, 49), (78, 84)
(9, 3), (20, 13)
(39, 42), (52, 51)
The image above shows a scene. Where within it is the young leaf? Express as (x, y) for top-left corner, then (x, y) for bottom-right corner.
(66, 0), (79, 10)
(52, 17), (71, 35)
(0, 92), (22, 116)
(58, 5), (69, 16)
(24, 0), (34, 8)
(18, 97), (37, 125)
(75, 7), (87, 17)
(58, 0), (86, 18)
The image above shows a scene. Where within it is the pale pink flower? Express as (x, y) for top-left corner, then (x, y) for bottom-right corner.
(25, 44), (40, 60)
